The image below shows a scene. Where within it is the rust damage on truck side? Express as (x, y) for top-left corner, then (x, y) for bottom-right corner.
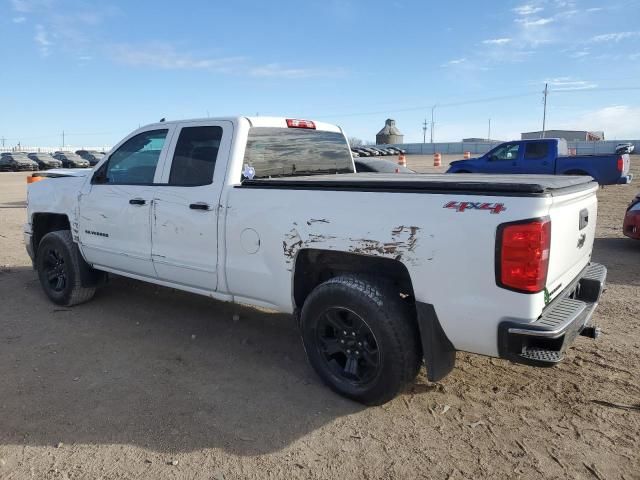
(283, 223), (423, 267)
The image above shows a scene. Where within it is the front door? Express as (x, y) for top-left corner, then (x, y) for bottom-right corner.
(78, 128), (172, 278)
(484, 142), (521, 173)
(151, 120), (233, 290)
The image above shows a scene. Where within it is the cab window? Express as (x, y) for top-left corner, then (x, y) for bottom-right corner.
(168, 126), (222, 186)
(525, 142), (549, 160)
(490, 143), (520, 161)
(97, 129), (168, 184)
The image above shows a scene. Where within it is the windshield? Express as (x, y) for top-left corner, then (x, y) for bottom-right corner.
(243, 127), (354, 179)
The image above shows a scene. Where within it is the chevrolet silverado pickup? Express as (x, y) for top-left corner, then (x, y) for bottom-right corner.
(447, 138), (632, 185)
(24, 117), (607, 405)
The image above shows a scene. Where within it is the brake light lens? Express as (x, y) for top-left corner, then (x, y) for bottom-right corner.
(497, 218), (551, 293)
(617, 156), (624, 172)
(286, 119), (316, 129)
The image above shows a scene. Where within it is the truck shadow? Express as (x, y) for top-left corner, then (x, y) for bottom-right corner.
(592, 237), (640, 287)
(0, 268), (364, 456)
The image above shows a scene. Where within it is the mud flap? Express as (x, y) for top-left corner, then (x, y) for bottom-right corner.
(415, 302), (456, 382)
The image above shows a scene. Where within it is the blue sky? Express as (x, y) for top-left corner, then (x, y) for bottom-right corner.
(1, 0), (639, 148)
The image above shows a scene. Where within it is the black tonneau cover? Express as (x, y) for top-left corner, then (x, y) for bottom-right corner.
(240, 173), (597, 197)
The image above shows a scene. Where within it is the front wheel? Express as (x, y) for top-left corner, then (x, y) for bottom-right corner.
(36, 230), (97, 306)
(300, 275), (421, 405)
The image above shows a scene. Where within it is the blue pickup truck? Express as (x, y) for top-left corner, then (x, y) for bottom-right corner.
(447, 138), (632, 185)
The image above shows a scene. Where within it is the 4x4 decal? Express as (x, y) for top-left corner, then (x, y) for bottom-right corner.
(443, 201), (506, 214)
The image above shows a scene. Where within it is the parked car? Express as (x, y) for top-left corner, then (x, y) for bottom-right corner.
(52, 152), (91, 168)
(615, 143), (635, 155)
(0, 153), (39, 171)
(76, 150), (106, 166)
(353, 148), (371, 157)
(28, 153), (63, 170)
(370, 147), (390, 156)
(25, 116), (606, 405)
(623, 192), (640, 240)
(386, 146), (406, 155)
(351, 151), (360, 157)
(354, 158), (414, 173)
(362, 147), (381, 156)
(447, 138), (633, 185)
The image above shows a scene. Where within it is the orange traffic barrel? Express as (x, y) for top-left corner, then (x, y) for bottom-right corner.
(464, 151), (471, 159)
(398, 153), (407, 167)
(434, 153), (442, 167)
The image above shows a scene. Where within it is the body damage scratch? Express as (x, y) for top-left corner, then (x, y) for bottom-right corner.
(282, 224), (425, 267)
(307, 218), (330, 226)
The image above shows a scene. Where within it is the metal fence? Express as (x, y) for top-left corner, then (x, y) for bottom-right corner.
(385, 140), (639, 156)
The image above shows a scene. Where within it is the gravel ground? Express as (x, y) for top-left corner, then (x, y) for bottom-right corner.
(0, 159), (638, 480)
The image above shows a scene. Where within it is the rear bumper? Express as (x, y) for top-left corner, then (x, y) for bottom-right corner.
(617, 174), (633, 184)
(498, 262), (607, 367)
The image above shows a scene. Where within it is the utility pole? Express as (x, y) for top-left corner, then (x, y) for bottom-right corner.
(1, 137), (5, 148)
(541, 83), (548, 139)
(488, 118), (491, 142)
(422, 118), (428, 153)
(62, 130), (65, 149)
(430, 105), (436, 143)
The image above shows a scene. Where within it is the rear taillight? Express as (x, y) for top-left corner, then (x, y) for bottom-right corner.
(286, 119), (316, 129)
(617, 156), (624, 172)
(496, 218), (551, 293)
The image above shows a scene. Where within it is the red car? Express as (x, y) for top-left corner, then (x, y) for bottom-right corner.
(623, 192), (640, 240)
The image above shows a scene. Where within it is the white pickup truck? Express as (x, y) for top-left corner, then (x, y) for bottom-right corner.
(24, 117), (607, 405)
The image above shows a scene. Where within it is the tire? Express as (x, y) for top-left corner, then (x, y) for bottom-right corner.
(300, 275), (422, 405)
(36, 230), (97, 306)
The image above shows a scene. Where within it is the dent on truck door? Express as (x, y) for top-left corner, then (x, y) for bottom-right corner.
(78, 128), (170, 278)
(150, 121), (233, 291)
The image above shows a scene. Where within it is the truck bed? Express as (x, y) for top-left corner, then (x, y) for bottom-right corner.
(241, 173), (597, 196)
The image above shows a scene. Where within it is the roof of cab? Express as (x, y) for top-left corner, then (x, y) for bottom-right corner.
(138, 116), (343, 133)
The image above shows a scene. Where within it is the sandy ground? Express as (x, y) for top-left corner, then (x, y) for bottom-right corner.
(0, 157), (638, 480)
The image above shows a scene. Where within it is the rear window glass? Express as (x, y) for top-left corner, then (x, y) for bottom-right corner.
(243, 127), (354, 179)
(525, 142), (549, 160)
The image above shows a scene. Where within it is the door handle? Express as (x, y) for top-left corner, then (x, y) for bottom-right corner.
(129, 198), (146, 205)
(189, 202), (210, 210)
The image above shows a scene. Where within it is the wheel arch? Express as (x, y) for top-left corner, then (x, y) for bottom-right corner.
(292, 248), (416, 313)
(31, 212), (71, 253)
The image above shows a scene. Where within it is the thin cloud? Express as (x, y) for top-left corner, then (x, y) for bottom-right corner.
(513, 4), (544, 15)
(110, 44), (245, 71)
(34, 24), (52, 56)
(591, 31), (640, 43)
(249, 63), (344, 79)
(12, 16), (26, 23)
(482, 38), (512, 45)
(516, 17), (554, 27)
(441, 58), (467, 67)
(545, 77), (597, 91)
(109, 43), (343, 79)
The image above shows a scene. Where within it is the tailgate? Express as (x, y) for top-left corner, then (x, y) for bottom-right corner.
(545, 184), (599, 301)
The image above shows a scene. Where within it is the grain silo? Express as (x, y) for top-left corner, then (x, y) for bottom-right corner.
(376, 119), (404, 145)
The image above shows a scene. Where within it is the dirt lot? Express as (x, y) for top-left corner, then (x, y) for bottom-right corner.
(1, 158), (639, 480)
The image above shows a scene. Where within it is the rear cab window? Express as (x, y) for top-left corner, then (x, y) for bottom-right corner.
(242, 127), (354, 180)
(525, 142), (549, 160)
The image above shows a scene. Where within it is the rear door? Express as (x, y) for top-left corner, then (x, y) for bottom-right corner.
(519, 141), (554, 174)
(150, 120), (233, 291)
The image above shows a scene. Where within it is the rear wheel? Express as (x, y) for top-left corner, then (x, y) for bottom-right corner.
(36, 230), (97, 306)
(300, 275), (421, 405)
